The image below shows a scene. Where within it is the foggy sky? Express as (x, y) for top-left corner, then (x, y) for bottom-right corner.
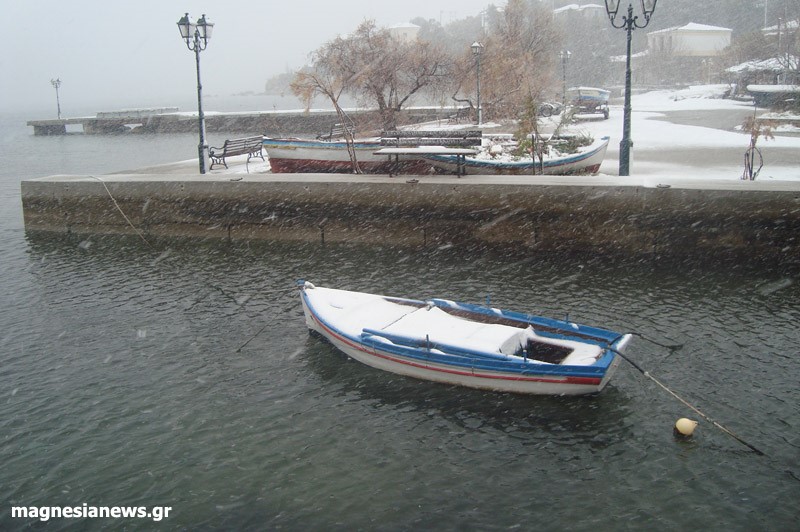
(2, 0), (495, 116)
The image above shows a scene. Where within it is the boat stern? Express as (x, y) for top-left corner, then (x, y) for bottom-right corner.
(596, 333), (633, 391)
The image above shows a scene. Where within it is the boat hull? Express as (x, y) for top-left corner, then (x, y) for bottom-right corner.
(424, 136), (609, 176)
(263, 137), (430, 174)
(300, 283), (631, 395)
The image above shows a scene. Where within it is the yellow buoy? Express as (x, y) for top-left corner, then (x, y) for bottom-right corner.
(674, 418), (699, 438)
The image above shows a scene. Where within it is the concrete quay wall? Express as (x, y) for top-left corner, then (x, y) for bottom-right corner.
(20, 174), (800, 263)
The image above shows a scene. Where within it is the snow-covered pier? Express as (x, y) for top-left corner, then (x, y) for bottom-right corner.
(20, 172), (800, 263)
(26, 107), (457, 136)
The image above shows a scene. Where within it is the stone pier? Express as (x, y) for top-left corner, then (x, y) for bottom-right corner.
(20, 173), (800, 264)
(27, 107), (462, 136)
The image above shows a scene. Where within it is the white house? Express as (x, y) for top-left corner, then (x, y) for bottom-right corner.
(553, 3), (606, 21)
(388, 23), (420, 43)
(647, 23), (732, 57)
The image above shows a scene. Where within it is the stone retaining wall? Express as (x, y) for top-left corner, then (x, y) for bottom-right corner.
(20, 175), (800, 265)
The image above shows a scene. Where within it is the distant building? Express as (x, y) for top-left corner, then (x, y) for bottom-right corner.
(388, 23), (420, 43)
(553, 3), (605, 21)
(647, 23), (732, 57)
(622, 23), (733, 85)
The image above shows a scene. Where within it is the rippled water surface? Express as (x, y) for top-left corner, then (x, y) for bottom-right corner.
(1, 115), (799, 530)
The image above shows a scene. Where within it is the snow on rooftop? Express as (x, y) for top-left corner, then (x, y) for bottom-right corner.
(746, 84), (800, 93)
(763, 19), (799, 34)
(726, 57), (800, 74)
(649, 23), (732, 35)
(553, 3), (604, 14)
(389, 22), (420, 29)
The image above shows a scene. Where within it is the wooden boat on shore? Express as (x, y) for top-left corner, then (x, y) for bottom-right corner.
(299, 281), (631, 395)
(422, 136), (610, 176)
(262, 137), (430, 174)
(264, 135), (609, 176)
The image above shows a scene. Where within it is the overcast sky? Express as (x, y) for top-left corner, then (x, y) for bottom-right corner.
(3, 0), (497, 116)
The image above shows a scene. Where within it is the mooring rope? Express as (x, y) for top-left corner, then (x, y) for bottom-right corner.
(611, 346), (766, 456)
(91, 175), (301, 354)
(90, 176), (156, 251)
(235, 293), (298, 353)
(630, 331), (683, 352)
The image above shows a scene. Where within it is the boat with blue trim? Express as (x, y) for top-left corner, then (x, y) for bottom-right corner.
(299, 281), (631, 395)
(422, 136), (610, 176)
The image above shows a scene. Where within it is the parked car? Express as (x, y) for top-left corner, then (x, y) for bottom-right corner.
(567, 87), (610, 119)
(538, 101), (563, 117)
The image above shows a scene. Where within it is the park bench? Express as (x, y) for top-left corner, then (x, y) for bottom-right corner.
(379, 129), (482, 148)
(209, 136), (265, 170)
(376, 130), (483, 177)
(316, 122), (355, 141)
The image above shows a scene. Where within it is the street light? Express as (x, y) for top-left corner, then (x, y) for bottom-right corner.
(559, 51), (571, 106)
(51, 78), (62, 119)
(177, 13), (214, 174)
(603, 0), (658, 176)
(471, 41), (485, 126)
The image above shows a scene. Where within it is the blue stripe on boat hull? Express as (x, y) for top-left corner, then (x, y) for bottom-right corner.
(300, 287), (628, 395)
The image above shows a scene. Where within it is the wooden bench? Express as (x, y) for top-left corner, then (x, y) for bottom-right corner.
(378, 130), (483, 177)
(316, 123), (354, 141)
(209, 136), (265, 170)
(379, 129), (482, 147)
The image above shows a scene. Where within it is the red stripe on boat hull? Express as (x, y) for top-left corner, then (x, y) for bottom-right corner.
(309, 311), (603, 389)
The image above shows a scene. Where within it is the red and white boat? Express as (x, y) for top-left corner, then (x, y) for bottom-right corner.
(262, 137), (429, 174)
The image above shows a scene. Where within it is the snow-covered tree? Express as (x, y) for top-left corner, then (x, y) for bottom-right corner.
(293, 20), (450, 131)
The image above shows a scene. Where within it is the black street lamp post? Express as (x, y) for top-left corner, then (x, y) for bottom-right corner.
(50, 78), (62, 119)
(603, 0), (658, 176)
(177, 13), (214, 174)
(471, 41), (485, 126)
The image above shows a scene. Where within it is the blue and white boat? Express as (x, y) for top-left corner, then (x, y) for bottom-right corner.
(423, 136), (610, 176)
(299, 281), (631, 395)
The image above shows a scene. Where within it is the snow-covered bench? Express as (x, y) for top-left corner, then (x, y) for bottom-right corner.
(209, 136), (264, 170)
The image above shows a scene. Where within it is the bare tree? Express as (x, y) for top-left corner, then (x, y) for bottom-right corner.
(346, 21), (450, 130)
(294, 20), (450, 134)
(451, 0), (562, 121)
(291, 39), (363, 172)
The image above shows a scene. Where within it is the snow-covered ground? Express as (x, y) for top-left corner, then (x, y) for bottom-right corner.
(190, 85), (798, 181)
(562, 85), (800, 180)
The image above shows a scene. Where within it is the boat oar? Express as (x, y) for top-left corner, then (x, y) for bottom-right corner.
(611, 347), (766, 457)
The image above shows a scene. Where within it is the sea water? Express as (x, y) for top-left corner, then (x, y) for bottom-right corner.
(0, 105), (798, 530)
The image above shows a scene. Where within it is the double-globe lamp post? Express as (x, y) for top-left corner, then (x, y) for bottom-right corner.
(177, 13), (214, 174)
(603, 0), (658, 176)
(471, 41), (484, 126)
